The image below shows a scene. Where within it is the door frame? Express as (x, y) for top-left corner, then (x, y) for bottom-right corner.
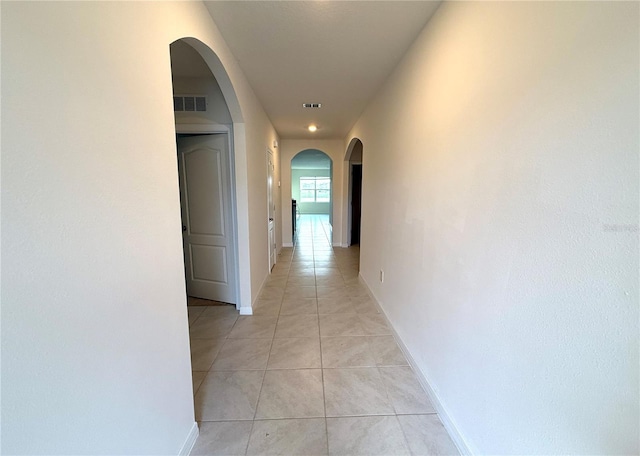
(266, 149), (276, 273)
(175, 122), (241, 309)
(343, 138), (363, 248)
(347, 162), (354, 247)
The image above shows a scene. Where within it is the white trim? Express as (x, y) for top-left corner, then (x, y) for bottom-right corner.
(227, 127), (241, 309)
(267, 149), (277, 273)
(358, 273), (473, 456)
(347, 163), (353, 247)
(178, 422), (199, 456)
(255, 271), (270, 300)
(175, 123), (241, 311)
(248, 265), (275, 315)
(283, 242), (294, 248)
(232, 124), (252, 312)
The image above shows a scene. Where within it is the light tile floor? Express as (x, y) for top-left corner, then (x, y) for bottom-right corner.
(188, 214), (459, 455)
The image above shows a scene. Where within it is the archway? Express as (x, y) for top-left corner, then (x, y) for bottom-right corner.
(344, 138), (363, 247)
(170, 39), (241, 309)
(290, 149), (333, 244)
(177, 38), (244, 123)
(170, 38), (252, 316)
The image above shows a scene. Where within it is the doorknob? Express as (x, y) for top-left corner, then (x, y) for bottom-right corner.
(182, 225), (187, 232)
(269, 218), (274, 222)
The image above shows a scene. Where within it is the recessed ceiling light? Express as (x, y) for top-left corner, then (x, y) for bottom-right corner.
(308, 125), (318, 132)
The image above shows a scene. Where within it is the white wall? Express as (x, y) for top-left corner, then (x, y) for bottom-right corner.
(1, 1), (277, 453)
(347, 2), (639, 454)
(291, 168), (331, 214)
(280, 140), (345, 246)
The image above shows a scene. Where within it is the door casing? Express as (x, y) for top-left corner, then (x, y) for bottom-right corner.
(267, 149), (276, 272)
(175, 123), (240, 309)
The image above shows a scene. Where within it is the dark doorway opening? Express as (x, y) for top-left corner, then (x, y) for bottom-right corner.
(351, 164), (362, 245)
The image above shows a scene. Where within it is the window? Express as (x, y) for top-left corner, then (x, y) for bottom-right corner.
(300, 177), (331, 202)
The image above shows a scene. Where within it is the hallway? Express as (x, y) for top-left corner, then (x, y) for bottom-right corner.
(187, 215), (458, 455)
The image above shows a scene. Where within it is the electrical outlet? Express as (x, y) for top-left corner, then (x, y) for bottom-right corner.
(380, 270), (384, 283)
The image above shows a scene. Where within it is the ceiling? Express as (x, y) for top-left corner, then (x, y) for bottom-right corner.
(204, 1), (441, 139)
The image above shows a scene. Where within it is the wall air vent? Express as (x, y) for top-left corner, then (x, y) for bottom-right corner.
(174, 95), (207, 112)
(302, 103), (322, 108)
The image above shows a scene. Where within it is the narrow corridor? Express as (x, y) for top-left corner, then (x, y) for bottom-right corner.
(187, 215), (458, 455)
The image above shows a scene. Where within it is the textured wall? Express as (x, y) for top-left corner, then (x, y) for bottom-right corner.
(347, 2), (639, 453)
(1, 1), (277, 452)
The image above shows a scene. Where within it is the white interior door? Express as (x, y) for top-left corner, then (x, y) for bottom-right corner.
(178, 134), (237, 304)
(267, 151), (276, 271)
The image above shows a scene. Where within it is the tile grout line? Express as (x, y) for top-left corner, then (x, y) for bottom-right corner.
(196, 412), (435, 424)
(309, 217), (333, 455)
(243, 417), (256, 455)
(245, 228), (296, 455)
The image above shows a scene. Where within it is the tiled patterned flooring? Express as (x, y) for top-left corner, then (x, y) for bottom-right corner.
(188, 215), (459, 455)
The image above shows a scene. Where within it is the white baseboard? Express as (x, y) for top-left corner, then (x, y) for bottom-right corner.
(359, 273), (473, 456)
(247, 269), (273, 315)
(283, 242), (293, 247)
(178, 422), (199, 456)
(242, 265), (280, 317)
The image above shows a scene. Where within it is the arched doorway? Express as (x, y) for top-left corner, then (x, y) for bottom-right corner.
(169, 38), (253, 316)
(170, 39), (246, 309)
(291, 149), (333, 244)
(345, 138), (363, 246)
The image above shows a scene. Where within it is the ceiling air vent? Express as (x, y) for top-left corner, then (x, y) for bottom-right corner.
(174, 95), (207, 112)
(302, 103), (322, 108)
